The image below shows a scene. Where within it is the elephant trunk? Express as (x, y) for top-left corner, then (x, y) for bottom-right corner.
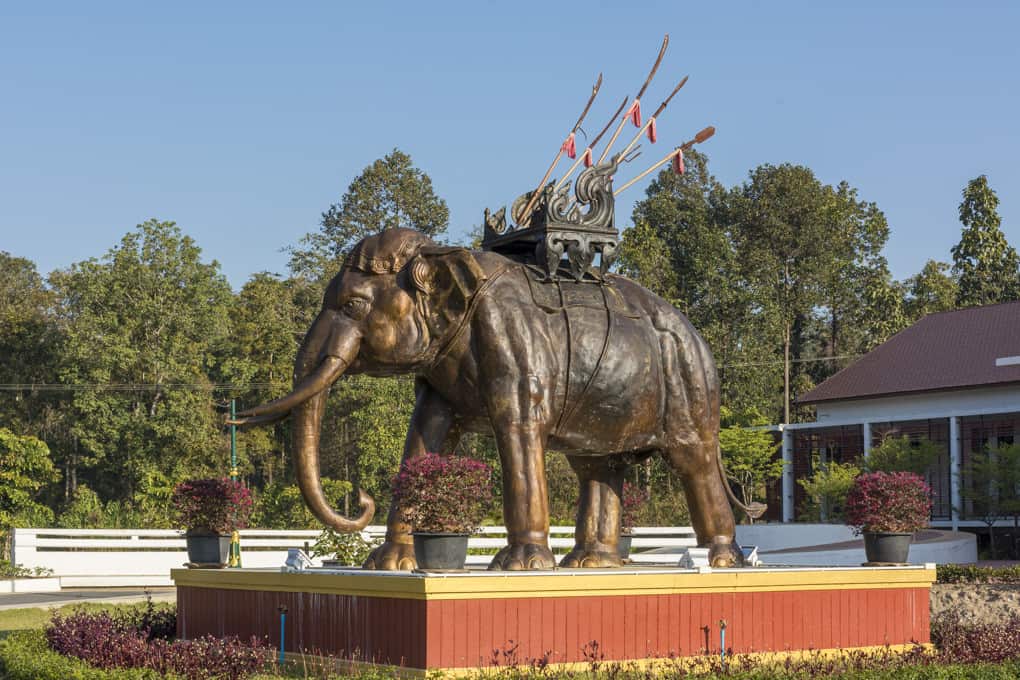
(288, 317), (375, 533)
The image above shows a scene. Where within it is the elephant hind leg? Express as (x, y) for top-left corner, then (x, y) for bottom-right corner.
(559, 455), (626, 568)
(663, 440), (742, 568)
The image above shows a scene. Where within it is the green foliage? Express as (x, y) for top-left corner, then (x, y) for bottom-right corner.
(719, 407), (782, 522)
(310, 529), (380, 565)
(958, 443), (1020, 558)
(253, 479), (352, 529)
(0, 561), (52, 578)
(797, 459), (860, 521)
(49, 219), (232, 507)
(865, 435), (941, 475)
(289, 148), (449, 281)
(937, 564), (1020, 584)
(906, 260), (958, 320)
(952, 175), (1020, 308)
(0, 428), (59, 557)
(0, 630), (162, 679)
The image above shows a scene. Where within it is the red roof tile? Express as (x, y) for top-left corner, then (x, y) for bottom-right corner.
(798, 301), (1020, 404)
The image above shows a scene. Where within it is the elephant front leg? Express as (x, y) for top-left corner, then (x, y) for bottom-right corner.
(363, 380), (459, 571)
(559, 456), (626, 568)
(488, 421), (556, 571)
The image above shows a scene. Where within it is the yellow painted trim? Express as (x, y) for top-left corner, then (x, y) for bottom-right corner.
(279, 644), (932, 679)
(172, 565), (935, 601)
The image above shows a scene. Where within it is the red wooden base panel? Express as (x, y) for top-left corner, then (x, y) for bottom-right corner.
(176, 574), (931, 672)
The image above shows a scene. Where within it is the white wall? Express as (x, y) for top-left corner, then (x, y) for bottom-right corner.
(813, 384), (1020, 424)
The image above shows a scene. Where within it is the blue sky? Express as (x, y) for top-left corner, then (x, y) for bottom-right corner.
(2, 2), (1018, 288)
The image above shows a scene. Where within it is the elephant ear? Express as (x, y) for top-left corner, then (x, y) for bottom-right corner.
(408, 247), (487, 338)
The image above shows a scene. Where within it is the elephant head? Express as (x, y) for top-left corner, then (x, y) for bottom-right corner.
(231, 228), (486, 532)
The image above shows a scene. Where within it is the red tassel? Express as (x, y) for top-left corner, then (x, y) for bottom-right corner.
(647, 117), (657, 143)
(673, 149), (685, 174)
(561, 133), (576, 159)
(626, 99), (641, 127)
(583, 147), (593, 168)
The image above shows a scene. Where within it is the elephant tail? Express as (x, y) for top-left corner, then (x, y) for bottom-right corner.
(716, 444), (767, 520)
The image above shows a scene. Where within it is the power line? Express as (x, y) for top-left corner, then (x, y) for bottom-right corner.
(0, 355), (862, 391)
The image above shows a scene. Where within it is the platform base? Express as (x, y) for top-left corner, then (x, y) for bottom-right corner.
(173, 564), (935, 677)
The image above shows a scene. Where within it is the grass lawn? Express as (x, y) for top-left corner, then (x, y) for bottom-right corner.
(0, 602), (153, 639)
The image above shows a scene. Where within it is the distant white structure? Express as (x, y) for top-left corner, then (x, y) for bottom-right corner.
(769, 301), (1020, 530)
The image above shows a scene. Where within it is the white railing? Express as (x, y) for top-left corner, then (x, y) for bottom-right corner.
(12, 526), (697, 587)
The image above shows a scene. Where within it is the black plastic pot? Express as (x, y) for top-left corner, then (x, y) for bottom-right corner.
(412, 533), (469, 570)
(863, 531), (912, 564)
(185, 533), (231, 567)
(618, 534), (633, 559)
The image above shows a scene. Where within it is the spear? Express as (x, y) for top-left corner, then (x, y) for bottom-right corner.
(597, 34), (669, 165)
(518, 73), (603, 226)
(613, 126), (715, 196)
(615, 75), (688, 161)
(552, 96), (630, 194)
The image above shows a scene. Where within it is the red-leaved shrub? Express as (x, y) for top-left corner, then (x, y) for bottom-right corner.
(172, 478), (254, 535)
(393, 452), (493, 534)
(46, 607), (272, 679)
(845, 471), (931, 534)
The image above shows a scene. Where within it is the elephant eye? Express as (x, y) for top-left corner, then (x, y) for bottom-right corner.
(341, 298), (369, 318)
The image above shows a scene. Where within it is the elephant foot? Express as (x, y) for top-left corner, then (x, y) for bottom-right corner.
(488, 543), (556, 571)
(559, 547), (624, 569)
(707, 538), (744, 568)
(362, 540), (416, 570)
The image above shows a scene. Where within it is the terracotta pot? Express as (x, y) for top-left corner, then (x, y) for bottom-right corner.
(412, 533), (469, 570)
(863, 531), (912, 564)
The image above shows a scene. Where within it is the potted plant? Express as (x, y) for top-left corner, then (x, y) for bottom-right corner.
(311, 528), (380, 567)
(845, 471), (932, 564)
(172, 478), (253, 567)
(618, 481), (643, 558)
(392, 452), (493, 570)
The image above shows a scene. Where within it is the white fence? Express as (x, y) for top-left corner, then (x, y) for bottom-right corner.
(12, 526), (697, 587)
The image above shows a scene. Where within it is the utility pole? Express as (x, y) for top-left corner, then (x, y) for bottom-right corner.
(229, 398), (242, 568)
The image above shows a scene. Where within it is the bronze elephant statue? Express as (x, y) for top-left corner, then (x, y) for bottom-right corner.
(232, 227), (759, 569)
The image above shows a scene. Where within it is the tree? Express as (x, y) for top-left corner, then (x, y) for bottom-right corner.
(718, 407), (783, 523)
(0, 252), (64, 437)
(289, 149), (449, 280)
(618, 151), (781, 418)
(959, 443), (1020, 559)
(797, 459), (860, 522)
(731, 167), (892, 423)
(49, 220), (233, 505)
(0, 428), (59, 559)
(219, 272), (319, 486)
(906, 260), (958, 321)
(952, 175), (1019, 308)
(865, 435), (940, 476)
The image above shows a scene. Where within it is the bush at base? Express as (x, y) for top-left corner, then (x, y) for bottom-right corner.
(0, 630), (161, 680)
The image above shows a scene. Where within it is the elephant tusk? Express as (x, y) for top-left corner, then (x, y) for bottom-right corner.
(235, 355), (348, 419)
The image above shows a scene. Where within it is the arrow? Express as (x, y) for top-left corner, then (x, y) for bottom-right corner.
(518, 73), (604, 226)
(597, 34), (669, 165)
(613, 126), (715, 196)
(552, 95), (630, 194)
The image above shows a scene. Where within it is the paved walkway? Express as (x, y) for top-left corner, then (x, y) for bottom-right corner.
(0, 587), (175, 611)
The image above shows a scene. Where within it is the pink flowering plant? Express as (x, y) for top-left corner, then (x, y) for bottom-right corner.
(620, 481), (645, 534)
(845, 471), (932, 535)
(393, 452), (494, 534)
(171, 478), (254, 536)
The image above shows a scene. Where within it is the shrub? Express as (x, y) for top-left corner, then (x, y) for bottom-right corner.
(938, 564), (1020, 584)
(45, 606), (272, 679)
(798, 459), (860, 521)
(932, 612), (1020, 664)
(0, 559), (52, 578)
(845, 471), (932, 534)
(392, 452), (493, 534)
(171, 478), (254, 535)
(866, 435), (941, 475)
(620, 482), (644, 534)
(311, 528), (380, 565)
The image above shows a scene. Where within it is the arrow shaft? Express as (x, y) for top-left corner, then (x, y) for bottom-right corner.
(554, 96), (629, 193)
(613, 126), (715, 196)
(616, 77), (689, 161)
(597, 35), (669, 165)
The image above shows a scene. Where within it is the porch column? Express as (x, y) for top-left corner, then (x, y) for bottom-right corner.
(862, 422), (872, 460)
(950, 415), (961, 531)
(782, 427), (794, 523)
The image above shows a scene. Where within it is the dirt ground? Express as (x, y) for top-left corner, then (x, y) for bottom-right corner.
(931, 583), (1020, 625)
